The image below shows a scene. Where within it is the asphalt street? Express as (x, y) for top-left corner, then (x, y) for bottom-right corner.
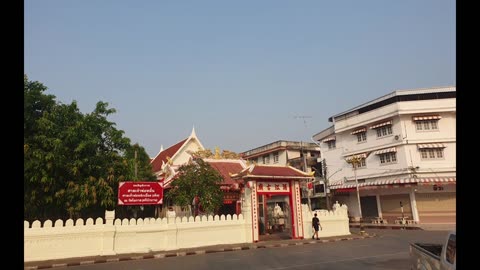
(41, 228), (450, 270)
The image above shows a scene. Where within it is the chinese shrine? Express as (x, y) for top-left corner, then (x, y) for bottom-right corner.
(231, 164), (314, 241)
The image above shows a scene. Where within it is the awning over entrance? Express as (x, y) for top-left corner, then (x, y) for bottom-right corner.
(330, 177), (456, 191)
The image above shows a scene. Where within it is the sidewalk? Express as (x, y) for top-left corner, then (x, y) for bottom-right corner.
(349, 222), (455, 231)
(24, 231), (376, 270)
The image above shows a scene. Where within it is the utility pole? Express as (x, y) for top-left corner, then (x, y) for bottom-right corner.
(134, 149), (138, 180)
(323, 159), (330, 210)
(347, 156), (363, 221)
(301, 141), (312, 211)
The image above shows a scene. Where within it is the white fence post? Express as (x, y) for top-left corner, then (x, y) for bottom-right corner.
(102, 210), (116, 256)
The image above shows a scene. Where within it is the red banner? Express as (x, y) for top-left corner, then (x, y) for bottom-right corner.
(118, 181), (163, 205)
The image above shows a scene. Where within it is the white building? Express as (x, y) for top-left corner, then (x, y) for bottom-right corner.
(312, 86), (456, 224)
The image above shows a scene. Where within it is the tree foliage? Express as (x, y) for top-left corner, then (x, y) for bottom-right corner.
(165, 158), (224, 215)
(24, 75), (155, 221)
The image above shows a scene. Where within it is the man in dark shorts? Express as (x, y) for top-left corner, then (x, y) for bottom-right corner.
(312, 213), (322, 240)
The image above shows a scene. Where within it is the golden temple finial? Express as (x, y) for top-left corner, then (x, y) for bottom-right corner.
(214, 146), (221, 159)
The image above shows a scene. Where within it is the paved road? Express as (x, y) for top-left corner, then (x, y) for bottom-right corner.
(43, 229), (451, 270)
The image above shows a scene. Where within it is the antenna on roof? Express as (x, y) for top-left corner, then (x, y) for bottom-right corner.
(293, 115), (312, 128)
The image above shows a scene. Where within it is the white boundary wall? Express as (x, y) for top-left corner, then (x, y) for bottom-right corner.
(301, 203), (351, 238)
(24, 211), (249, 262)
(25, 204), (350, 262)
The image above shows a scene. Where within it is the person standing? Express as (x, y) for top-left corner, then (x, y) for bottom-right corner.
(312, 213), (322, 240)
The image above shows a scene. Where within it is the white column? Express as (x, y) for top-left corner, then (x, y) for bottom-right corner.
(376, 194), (383, 218)
(409, 188), (420, 223)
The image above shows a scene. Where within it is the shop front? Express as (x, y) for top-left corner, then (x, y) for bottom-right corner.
(330, 177), (456, 224)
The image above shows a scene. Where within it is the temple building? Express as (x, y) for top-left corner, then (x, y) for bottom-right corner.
(150, 128), (245, 216)
(150, 128), (317, 240)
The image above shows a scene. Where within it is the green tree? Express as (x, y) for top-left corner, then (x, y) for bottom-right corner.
(24, 75), (155, 221)
(165, 158), (224, 215)
(123, 143), (156, 181)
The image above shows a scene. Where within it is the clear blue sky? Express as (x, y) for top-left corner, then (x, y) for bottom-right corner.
(25, 0), (456, 158)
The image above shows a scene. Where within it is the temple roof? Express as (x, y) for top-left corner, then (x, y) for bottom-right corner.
(150, 139), (187, 172)
(150, 127), (205, 173)
(204, 159), (246, 187)
(231, 164), (314, 180)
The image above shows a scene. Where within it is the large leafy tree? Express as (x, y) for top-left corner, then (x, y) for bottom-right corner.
(123, 143), (157, 181)
(165, 158), (224, 215)
(24, 75), (155, 221)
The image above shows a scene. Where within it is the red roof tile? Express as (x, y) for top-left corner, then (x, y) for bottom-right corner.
(150, 139), (187, 172)
(206, 160), (244, 185)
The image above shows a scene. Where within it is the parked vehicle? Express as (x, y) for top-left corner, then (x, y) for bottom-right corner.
(409, 230), (456, 270)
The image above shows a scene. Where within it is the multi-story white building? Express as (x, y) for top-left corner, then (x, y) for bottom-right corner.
(312, 86), (456, 225)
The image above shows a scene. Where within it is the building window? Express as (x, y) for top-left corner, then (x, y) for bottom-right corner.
(379, 152), (397, 164)
(263, 155), (270, 164)
(327, 141), (336, 150)
(314, 183), (325, 194)
(420, 148), (444, 159)
(356, 159), (367, 168)
(356, 132), (367, 142)
(416, 120), (439, 131)
(376, 125), (393, 137)
(273, 152), (279, 163)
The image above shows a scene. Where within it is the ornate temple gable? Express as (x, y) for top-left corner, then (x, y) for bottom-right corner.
(188, 147), (242, 160)
(150, 127), (205, 173)
(170, 127), (205, 165)
(150, 139), (187, 173)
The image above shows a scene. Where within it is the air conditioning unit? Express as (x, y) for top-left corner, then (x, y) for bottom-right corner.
(394, 135), (401, 141)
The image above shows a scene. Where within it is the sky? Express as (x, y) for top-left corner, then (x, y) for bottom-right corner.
(24, 0), (456, 158)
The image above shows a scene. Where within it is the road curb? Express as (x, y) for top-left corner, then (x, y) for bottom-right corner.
(24, 234), (376, 269)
